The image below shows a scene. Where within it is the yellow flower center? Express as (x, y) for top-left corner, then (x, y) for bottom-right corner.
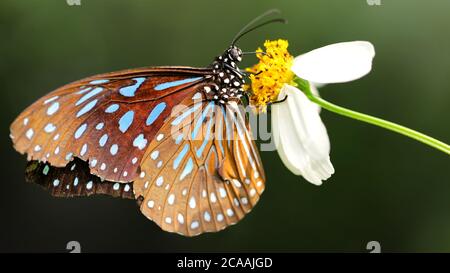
(245, 39), (295, 112)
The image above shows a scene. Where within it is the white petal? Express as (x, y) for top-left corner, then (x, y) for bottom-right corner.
(292, 41), (375, 84)
(272, 84), (335, 185)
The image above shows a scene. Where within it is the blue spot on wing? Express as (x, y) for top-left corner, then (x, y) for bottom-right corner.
(119, 111), (134, 133)
(221, 106), (232, 147)
(99, 134), (108, 147)
(146, 102), (166, 126)
(229, 107), (256, 166)
(173, 144), (189, 170)
(105, 104), (120, 113)
(76, 87), (103, 106)
(175, 134), (183, 145)
(133, 134), (148, 150)
(89, 79), (109, 84)
(119, 77), (146, 97)
(217, 106), (225, 155)
(77, 99), (98, 117)
(196, 113), (214, 158)
(171, 102), (202, 126)
(180, 157), (194, 181)
(74, 124), (87, 139)
(191, 102), (214, 139)
(154, 77), (203, 91)
(77, 87), (92, 95)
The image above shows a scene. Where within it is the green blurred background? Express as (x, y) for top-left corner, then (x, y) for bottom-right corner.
(1, 0), (449, 252)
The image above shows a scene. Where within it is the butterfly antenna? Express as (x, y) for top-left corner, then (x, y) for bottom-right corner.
(233, 18), (287, 46)
(242, 51), (268, 56)
(231, 9), (285, 45)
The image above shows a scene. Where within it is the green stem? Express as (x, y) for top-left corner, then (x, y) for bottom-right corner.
(294, 77), (450, 155)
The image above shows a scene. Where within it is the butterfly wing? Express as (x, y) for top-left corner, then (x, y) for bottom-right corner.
(133, 98), (266, 236)
(10, 67), (211, 183)
(25, 158), (135, 199)
(11, 65), (266, 236)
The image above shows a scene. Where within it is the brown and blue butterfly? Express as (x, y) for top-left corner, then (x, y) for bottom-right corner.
(9, 10), (287, 236)
(11, 52), (267, 236)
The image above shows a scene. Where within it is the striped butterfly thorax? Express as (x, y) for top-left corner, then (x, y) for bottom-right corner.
(10, 46), (266, 236)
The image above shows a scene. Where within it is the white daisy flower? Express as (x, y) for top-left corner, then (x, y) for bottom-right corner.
(247, 40), (375, 185)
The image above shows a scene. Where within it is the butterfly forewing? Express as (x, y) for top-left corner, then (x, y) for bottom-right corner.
(10, 67), (209, 183)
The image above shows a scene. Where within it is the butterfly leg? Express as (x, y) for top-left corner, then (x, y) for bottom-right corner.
(223, 63), (246, 79)
(267, 94), (288, 106)
(238, 68), (263, 78)
(262, 94), (289, 113)
(222, 63), (263, 79)
(248, 70), (262, 76)
(242, 92), (250, 104)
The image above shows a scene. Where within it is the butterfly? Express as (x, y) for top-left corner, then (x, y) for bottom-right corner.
(10, 10), (284, 236)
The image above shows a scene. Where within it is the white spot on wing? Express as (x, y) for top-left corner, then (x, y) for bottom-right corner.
(26, 129), (34, 140)
(190, 221), (199, 230)
(189, 197), (196, 209)
(110, 144), (119, 155)
(44, 123), (56, 133)
(133, 134), (148, 150)
(177, 213), (184, 224)
(168, 194), (175, 205)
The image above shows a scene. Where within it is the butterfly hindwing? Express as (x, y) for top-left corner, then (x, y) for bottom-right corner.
(133, 97), (266, 236)
(10, 67), (209, 183)
(25, 158), (135, 199)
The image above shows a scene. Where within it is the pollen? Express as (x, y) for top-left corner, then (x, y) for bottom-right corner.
(245, 39), (295, 112)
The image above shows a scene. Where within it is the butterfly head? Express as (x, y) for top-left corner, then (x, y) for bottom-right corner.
(205, 10), (286, 105)
(207, 46), (246, 105)
(214, 45), (244, 65)
(228, 46), (243, 62)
